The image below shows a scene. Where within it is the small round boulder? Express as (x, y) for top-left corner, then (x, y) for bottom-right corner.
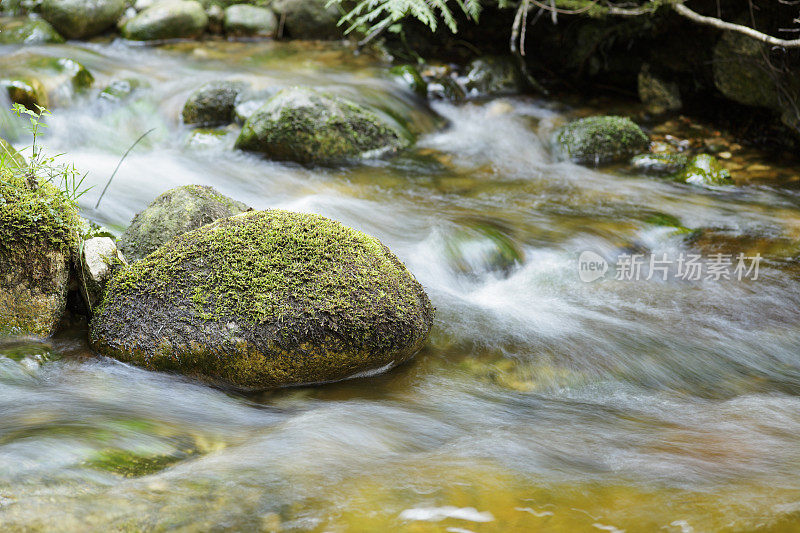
(556, 115), (649, 165)
(91, 209), (434, 389)
(223, 4), (277, 38)
(182, 80), (247, 127)
(41, 0), (126, 39)
(235, 87), (409, 164)
(122, 0), (208, 41)
(119, 184), (250, 262)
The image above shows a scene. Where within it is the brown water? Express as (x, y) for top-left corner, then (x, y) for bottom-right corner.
(1, 39), (800, 532)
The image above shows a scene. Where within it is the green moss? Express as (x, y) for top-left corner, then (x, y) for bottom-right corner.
(92, 210), (433, 389)
(389, 65), (427, 97)
(630, 152), (688, 176)
(557, 115), (649, 165)
(0, 17), (65, 44)
(85, 448), (192, 477)
(677, 154), (732, 187)
(182, 81), (246, 127)
(235, 87), (409, 164)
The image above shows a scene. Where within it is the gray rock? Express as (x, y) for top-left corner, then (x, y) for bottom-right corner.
(556, 115), (649, 166)
(630, 152), (688, 176)
(0, 17), (65, 44)
(224, 4), (277, 38)
(119, 184), (249, 262)
(80, 237), (126, 310)
(181, 80), (247, 127)
(271, 0), (341, 39)
(122, 0), (208, 41)
(464, 56), (524, 97)
(40, 0), (126, 39)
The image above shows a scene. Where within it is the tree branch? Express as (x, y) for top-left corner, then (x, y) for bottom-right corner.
(673, 2), (800, 48)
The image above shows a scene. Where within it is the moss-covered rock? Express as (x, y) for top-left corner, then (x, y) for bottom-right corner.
(99, 78), (146, 102)
(630, 152), (688, 176)
(389, 65), (427, 98)
(464, 56), (524, 97)
(122, 0), (208, 41)
(677, 154), (732, 187)
(181, 80), (246, 127)
(637, 64), (681, 115)
(0, 17), (65, 44)
(223, 4), (277, 38)
(271, 0), (340, 39)
(0, 76), (48, 110)
(91, 209), (434, 389)
(119, 184), (249, 263)
(235, 87), (409, 164)
(0, 169), (80, 337)
(556, 115), (649, 165)
(40, 0), (126, 39)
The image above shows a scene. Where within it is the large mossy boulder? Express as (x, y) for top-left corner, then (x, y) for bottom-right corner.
(40, 0), (126, 39)
(119, 184), (249, 263)
(122, 0), (208, 41)
(182, 80), (246, 127)
(235, 87), (409, 164)
(0, 17), (65, 44)
(91, 209), (434, 389)
(0, 169), (80, 337)
(223, 4), (277, 38)
(556, 115), (649, 165)
(271, 0), (341, 39)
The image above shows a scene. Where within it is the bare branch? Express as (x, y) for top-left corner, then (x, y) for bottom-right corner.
(673, 2), (800, 48)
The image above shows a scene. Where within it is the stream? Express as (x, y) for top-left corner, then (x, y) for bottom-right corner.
(2, 39), (800, 532)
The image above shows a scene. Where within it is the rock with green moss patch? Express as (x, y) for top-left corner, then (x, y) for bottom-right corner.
(91, 209), (434, 389)
(235, 87), (409, 164)
(182, 80), (247, 127)
(630, 152), (687, 176)
(556, 115), (649, 165)
(677, 154), (732, 186)
(271, 0), (340, 39)
(0, 170), (81, 337)
(223, 4), (277, 38)
(119, 184), (249, 263)
(0, 17), (65, 44)
(464, 56), (524, 97)
(0, 138), (25, 169)
(41, 0), (126, 39)
(122, 0), (208, 41)
(0, 76), (48, 110)
(99, 78), (147, 102)
(389, 65), (427, 98)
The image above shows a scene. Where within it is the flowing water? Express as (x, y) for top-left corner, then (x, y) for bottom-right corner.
(2, 39), (800, 532)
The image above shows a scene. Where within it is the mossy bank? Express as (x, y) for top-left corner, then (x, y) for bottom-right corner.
(91, 209), (434, 389)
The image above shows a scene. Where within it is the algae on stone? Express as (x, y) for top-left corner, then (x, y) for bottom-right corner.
(182, 80), (247, 127)
(677, 154), (732, 187)
(556, 115), (649, 165)
(91, 209), (434, 389)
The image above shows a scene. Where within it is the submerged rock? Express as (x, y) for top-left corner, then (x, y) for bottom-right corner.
(119, 184), (249, 263)
(235, 87), (409, 164)
(464, 56), (524, 97)
(556, 115), (649, 165)
(0, 17), (65, 44)
(630, 152), (688, 176)
(122, 0), (208, 41)
(0, 76), (48, 110)
(444, 222), (524, 277)
(638, 64), (681, 115)
(99, 78), (146, 102)
(223, 4), (277, 38)
(80, 237), (127, 310)
(0, 170), (80, 337)
(91, 209), (434, 389)
(271, 0), (340, 39)
(1, 56), (94, 109)
(181, 80), (247, 127)
(677, 154), (732, 186)
(41, 0), (126, 39)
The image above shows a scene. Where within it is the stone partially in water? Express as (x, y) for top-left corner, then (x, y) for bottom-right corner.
(630, 152), (688, 176)
(0, 76), (48, 110)
(122, 0), (208, 41)
(0, 170), (80, 338)
(80, 237), (127, 310)
(389, 65), (427, 98)
(464, 56), (524, 97)
(677, 154), (732, 187)
(0, 17), (65, 44)
(556, 115), (649, 165)
(99, 78), (147, 102)
(181, 80), (247, 127)
(119, 184), (250, 263)
(223, 4), (277, 38)
(235, 87), (409, 165)
(91, 209), (434, 390)
(0, 56), (94, 109)
(41, 0), (126, 39)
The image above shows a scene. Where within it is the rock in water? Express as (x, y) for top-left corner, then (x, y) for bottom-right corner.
(0, 17), (65, 44)
(630, 152), (688, 176)
(182, 80), (247, 127)
(271, 0), (340, 39)
(235, 87), (408, 164)
(40, 0), (126, 39)
(677, 154), (732, 187)
(556, 115), (649, 165)
(91, 210), (434, 389)
(223, 4), (277, 38)
(80, 237), (126, 310)
(464, 56), (524, 97)
(122, 0), (208, 41)
(0, 170), (80, 337)
(119, 184), (249, 263)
